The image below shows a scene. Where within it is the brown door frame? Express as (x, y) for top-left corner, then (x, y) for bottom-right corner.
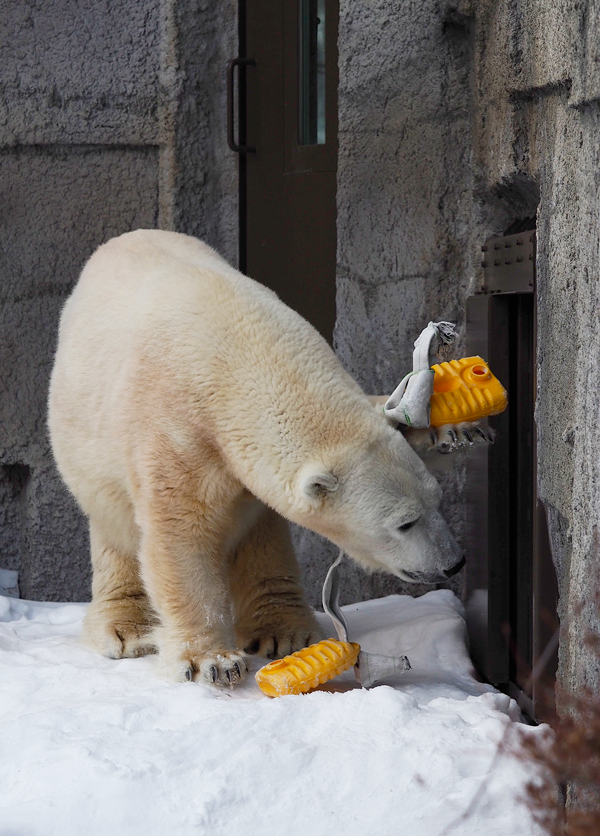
(233, 0), (338, 342)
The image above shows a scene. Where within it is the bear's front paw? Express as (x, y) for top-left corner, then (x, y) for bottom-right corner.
(178, 648), (249, 687)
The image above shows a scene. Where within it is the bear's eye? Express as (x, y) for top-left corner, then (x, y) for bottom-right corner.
(398, 519), (418, 532)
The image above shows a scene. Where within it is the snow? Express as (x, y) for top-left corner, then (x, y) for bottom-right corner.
(0, 590), (545, 836)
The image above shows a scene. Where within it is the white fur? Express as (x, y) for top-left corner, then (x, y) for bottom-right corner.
(48, 230), (462, 686)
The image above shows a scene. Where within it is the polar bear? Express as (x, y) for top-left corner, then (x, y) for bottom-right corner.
(48, 230), (466, 687)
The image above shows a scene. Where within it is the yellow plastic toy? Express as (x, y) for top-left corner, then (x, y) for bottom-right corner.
(429, 356), (507, 427)
(255, 639), (361, 697)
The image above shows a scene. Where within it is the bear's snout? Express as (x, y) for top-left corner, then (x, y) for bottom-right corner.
(443, 555), (466, 578)
(402, 556), (465, 585)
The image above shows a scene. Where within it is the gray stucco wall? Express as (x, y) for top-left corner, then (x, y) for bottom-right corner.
(332, 0), (477, 603)
(334, 0), (600, 720)
(467, 1), (600, 711)
(0, 0), (237, 600)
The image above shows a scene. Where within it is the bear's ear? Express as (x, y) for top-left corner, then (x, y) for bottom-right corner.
(299, 467), (339, 502)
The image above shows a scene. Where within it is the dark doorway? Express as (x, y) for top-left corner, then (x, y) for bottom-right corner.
(466, 222), (559, 723)
(232, 0), (338, 342)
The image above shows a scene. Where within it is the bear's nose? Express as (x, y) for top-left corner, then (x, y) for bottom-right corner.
(444, 555), (466, 578)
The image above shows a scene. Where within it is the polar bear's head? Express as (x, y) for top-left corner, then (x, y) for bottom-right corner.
(294, 431), (464, 584)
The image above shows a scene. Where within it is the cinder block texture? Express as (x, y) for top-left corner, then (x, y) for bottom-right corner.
(331, 0), (475, 603)
(0, 1), (237, 600)
(158, 0), (238, 261)
(0, 147), (159, 600)
(334, 0), (600, 698)
(0, 0), (161, 146)
(467, 0), (600, 701)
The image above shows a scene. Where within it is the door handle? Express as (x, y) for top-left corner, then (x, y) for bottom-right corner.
(227, 58), (256, 153)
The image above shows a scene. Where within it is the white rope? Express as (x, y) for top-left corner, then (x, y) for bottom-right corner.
(322, 552), (411, 688)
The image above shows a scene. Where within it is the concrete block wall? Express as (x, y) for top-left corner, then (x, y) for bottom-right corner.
(335, 0), (600, 719)
(333, 0), (477, 602)
(0, 0), (237, 600)
(467, 0), (600, 706)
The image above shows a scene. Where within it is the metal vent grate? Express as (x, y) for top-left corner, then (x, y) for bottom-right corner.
(481, 230), (535, 294)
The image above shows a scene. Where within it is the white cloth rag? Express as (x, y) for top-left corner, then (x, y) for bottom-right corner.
(384, 321), (457, 428)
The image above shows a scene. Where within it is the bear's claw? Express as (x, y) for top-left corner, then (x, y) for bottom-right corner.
(244, 629), (322, 660)
(202, 653), (248, 687)
(404, 422), (495, 455)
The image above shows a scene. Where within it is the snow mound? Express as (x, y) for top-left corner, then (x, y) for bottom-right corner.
(0, 590), (545, 836)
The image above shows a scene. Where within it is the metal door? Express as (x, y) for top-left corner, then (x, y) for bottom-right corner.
(230, 0), (338, 342)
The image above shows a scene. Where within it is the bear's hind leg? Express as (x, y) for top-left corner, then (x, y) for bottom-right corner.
(82, 523), (158, 659)
(230, 508), (322, 659)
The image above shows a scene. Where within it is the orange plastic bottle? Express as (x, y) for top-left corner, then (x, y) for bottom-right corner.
(429, 356), (507, 427)
(255, 639), (361, 697)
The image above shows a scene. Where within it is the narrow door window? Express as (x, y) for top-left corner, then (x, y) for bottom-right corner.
(299, 0), (326, 145)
